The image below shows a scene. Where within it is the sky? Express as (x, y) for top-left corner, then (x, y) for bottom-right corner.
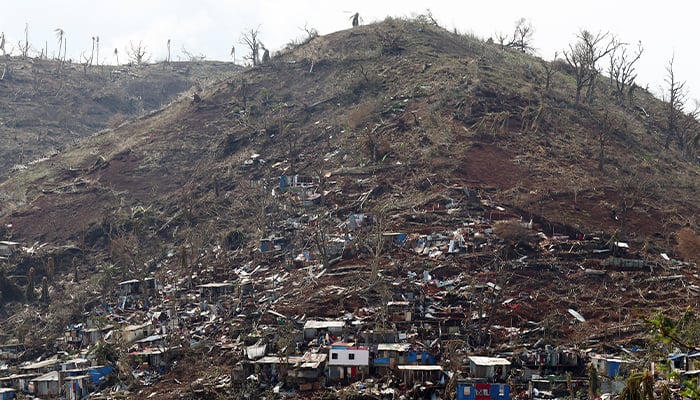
(1, 0), (697, 102)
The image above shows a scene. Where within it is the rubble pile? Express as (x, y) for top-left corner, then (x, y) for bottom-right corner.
(1, 168), (697, 399)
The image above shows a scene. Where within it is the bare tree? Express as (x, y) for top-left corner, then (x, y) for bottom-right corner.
(594, 109), (619, 171)
(608, 40), (643, 105)
(0, 32), (6, 56)
(180, 46), (206, 62)
(113, 48), (119, 66)
(166, 39), (171, 63)
(18, 23), (30, 59)
(493, 18), (535, 53)
(89, 36), (96, 66)
(54, 28), (64, 61)
(95, 36), (100, 66)
(126, 40), (149, 65)
(540, 51), (558, 92)
(664, 55), (686, 150)
(350, 12), (362, 28)
(230, 44), (235, 64)
(563, 29), (618, 105)
(240, 27), (262, 66)
(510, 17), (535, 53)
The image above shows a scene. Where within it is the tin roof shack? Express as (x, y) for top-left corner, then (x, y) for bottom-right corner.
(119, 279), (142, 296)
(387, 301), (413, 324)
(327, 343), (370, 383)
(65, 324), (84, 349)
(303, 320), (345, 343)
(0, 388), (15, 400)
(457, 379), (510, 400)
(82, 325), (113, 347)
(468, 356), (511, 382)
(397, 365), (444, 388)
(589, 354), (632, 378)
(667, 352), (700, 382)
(198, 282), (235, 302)
(359, 329), (399, 344)
(260, 235), (288, 254)
(288, 352), (328, 391)
(530, 376), (588, 399)
(65, 374), (89, 400)
(0, 344), (24, 361)
(119, 322), (153, 344)
(30, 370), (61, 398)
(20, 358), (60, 375)
(129, 347), (169, 372)
(61, 358), (90, 371)
(518, 347), (585, 376)
(373, 343), (411, 372)
(0, 374), (38, 394)
(0, 241), (21, 259)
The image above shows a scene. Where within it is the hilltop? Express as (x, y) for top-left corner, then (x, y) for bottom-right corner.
(0, 16), (698, 399)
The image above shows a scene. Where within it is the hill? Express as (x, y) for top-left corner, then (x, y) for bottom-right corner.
(0, 57), (237, 182)
(0, 16), (698, 399)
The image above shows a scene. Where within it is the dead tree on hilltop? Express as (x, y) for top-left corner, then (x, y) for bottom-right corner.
(126, 40), (149, 65)
(350, 12), (362, 28)
(0, 32), (6, 56)
(18, 23), (30, 59)
(240, 27), (262, 66)
(510, 18), (535, 53)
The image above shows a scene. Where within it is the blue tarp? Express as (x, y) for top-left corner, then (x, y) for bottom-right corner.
(88, 365), (114, 385)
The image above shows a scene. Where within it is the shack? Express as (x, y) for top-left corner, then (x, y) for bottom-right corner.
(30, 371), (61, 398)
(0, 388), (15, 400)
(457, 379), (510, 400)
(468, 356), (511, 381)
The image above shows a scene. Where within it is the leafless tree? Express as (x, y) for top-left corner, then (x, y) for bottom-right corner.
(89, 36), (96, 66)
(664, 55), (687, 150)
(241, 26), (261, 66)
(510, 18), (535, 53)
(608, 40), (643, 105)
(180, 46), (206, 62)
(350, 12), (362, 28)
(563, 29), (618, 105)
(230, 44), (235, 63)
(95, 36), (100, 66)
(166, 39), (171, 63)
(594, 109), (620, 171)
(0, 32), (6, 56)
(54, 28), (64, 60)
(493, 18), (535, 53)
(113, 48), (119, 65)
(18, 23), (30, 59)
(126, 40), (149, 65)
(540, 51), (558, 92)
(240, 27), (262, 66)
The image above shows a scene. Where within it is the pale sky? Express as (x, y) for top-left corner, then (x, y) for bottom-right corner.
(1, 1), (697, 102)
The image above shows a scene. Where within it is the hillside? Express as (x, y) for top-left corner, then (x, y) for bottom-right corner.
(0, 17), (699, 399)
(0, 57), (237, 182)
